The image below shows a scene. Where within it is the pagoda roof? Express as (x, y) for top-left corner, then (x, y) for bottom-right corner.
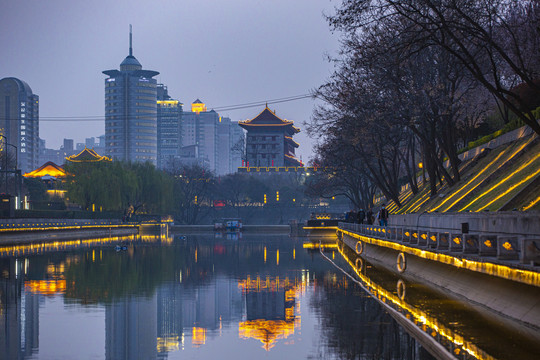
(284, 154), (303, 167)
(285, 135), (300, 148)
(66, 148), (112, 163)
(23, 161), (66, 178)
(239, 107), (300, 134)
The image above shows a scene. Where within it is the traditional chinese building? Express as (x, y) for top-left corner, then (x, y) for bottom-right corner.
(65, 147), (111, 163)
(239, 107), (302, 168)
(23, 161), (66, 179)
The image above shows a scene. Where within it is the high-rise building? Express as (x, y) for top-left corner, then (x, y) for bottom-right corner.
(102, 27), (159, 165)
(0, 77), (40, 173)
(229, 121), (245, 173)
(181, 99), (218, 173)
(157, 84), (183, 170)
(239, 106), (302, 168)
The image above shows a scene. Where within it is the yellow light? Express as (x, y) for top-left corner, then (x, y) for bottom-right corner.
(477, 166), (540, 211)
(338, 228), (540, 287)
(523, 194), (540, 210)
(157, 100), (179, 105)
(432, 148), (510, 212)
(192, 327), (206, 347)
(502, 242), (513, 251)
(264, 194), (267, 204)
(418, 162), (423, 169)
(276, 249), (280, 265)
(157, 336), (179, 352)
(460, 152), (540, 211)
(484, 240), (492, 248)
(276, 191), (279, 201)
(264, 247), (267, 263)
(194, 196), (197, 204)
(293, 198), (295, 202)
(191, 102), (207, 113)
(25, 280), (66, 296)
(436, 137), (533, 212)
(293, 248), (296, 259)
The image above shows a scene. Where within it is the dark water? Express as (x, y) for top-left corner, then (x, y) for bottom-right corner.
(0, 233), (536, 359)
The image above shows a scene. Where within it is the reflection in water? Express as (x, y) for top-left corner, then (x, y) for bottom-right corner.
(238, 275), (303, 350)
(331, 238), (540, 360)
(1, 232), (509, 359)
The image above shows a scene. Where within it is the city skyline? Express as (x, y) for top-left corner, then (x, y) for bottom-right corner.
(0, 0), (340, 164)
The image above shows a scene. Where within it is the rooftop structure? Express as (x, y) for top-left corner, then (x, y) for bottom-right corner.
(65, 147), (111, 163)
(23, 161), (66, 178)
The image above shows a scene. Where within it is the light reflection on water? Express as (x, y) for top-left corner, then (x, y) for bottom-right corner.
(5, 232), (531, 359)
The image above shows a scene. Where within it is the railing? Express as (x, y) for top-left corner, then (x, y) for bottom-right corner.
(338, 222), (540, 266)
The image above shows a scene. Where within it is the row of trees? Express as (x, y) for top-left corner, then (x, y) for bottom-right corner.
(64, 161), (312, 224)
(307, 0), (540, 209)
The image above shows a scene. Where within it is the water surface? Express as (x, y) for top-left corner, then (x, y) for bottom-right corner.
(1, 232), (534, 359)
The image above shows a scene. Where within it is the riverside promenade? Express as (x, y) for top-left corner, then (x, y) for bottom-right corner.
(333, 212), (540, 338)
(0, 218), (140, 245)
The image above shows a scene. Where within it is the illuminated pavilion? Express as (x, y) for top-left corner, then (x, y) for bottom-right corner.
(23, 161), (66, 179)
(239, 107), (302, 168)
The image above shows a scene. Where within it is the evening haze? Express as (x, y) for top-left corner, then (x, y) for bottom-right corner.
(0, 0), (339, 164)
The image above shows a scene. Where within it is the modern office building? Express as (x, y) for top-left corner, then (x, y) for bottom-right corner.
(102, 27), (159, 165)
(157, 84), (183, 170)
(216, 117), (245, 175)
(229, 121), (245, 173)
(181, 99), (219, 173)
(239, 106), (302, 168)
(179, 99), (245, 175)
(0, 77), (40, 173)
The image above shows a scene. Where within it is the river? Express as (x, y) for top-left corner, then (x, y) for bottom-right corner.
(0, 232), (537, 359)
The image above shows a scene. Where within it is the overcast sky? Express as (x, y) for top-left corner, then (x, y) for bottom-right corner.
(0, 0), (340, 163)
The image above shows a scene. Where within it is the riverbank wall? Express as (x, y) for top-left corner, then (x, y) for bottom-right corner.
(0, 218), (139, 246)
(337, 227), (540, 341)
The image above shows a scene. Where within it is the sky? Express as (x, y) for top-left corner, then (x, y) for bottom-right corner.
(0, 0), (340, 164)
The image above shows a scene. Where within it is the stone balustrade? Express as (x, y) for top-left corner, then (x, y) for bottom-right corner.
(338, 222), (540, 266)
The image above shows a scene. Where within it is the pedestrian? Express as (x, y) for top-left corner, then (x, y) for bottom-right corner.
(379, 204), (389, 226)
(366, 209), (373, 225)
(357, 208), (365, 224)
(350, 209), (357, 223)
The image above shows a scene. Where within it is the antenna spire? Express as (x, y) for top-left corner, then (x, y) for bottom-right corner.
(129, 24), (133, 56)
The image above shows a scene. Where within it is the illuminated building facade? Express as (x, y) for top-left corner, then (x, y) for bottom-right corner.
(157, 84), (183, 169)
(239, 107), (301, 168)
(102, 27), (159, 165)
(0, 77), (40, 173)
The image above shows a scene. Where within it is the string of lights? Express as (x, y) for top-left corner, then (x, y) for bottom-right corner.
(0, 93), (315, 122)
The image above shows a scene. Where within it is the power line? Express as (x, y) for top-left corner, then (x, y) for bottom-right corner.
(0, 93), (315, 122)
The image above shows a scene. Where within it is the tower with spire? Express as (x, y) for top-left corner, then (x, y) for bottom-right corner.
(102, 26), (159, 164)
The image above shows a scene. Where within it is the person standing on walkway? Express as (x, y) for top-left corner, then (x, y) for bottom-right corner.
(366, 209), (373, 225)
(357, 208), (366, 224)
(379, 204), (389, 226)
